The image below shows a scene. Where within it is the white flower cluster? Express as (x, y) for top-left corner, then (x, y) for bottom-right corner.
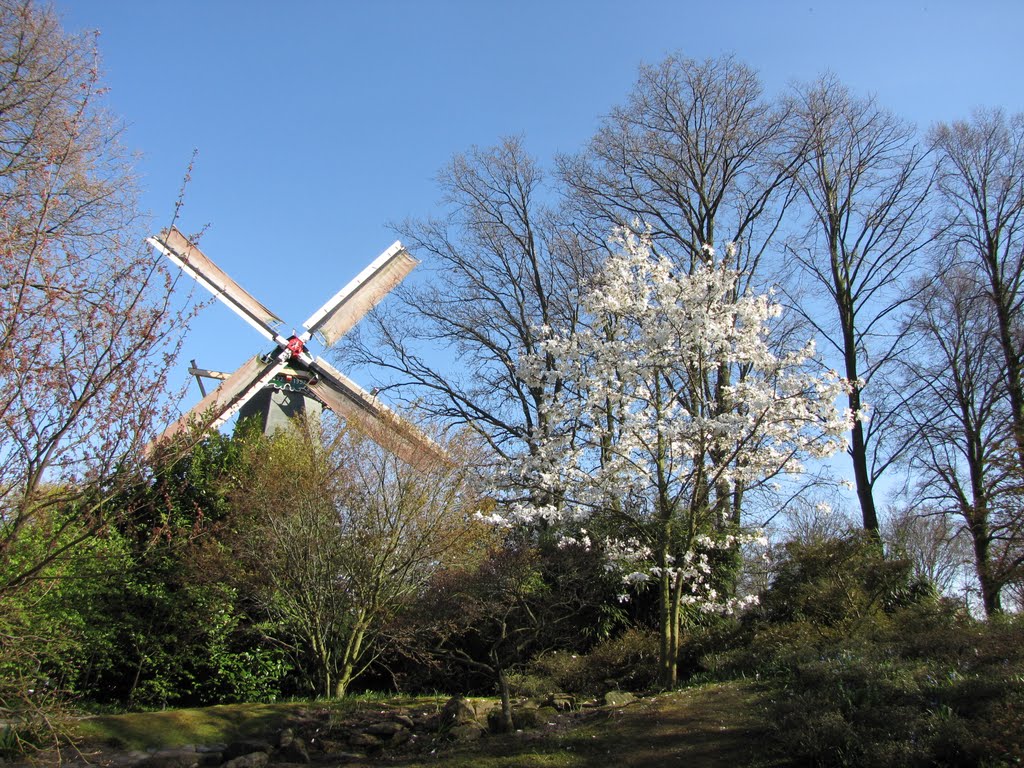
(503, 228), (846, 617)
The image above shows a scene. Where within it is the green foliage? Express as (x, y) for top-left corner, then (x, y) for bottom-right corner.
(512, 628), (660, 696)
(684, 532), (1024, 766)
(0, 431), (287, 712)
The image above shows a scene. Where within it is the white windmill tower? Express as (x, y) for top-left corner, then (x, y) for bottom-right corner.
(148, 227), (444, 466)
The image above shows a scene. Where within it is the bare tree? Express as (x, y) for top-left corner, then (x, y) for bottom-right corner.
(784, 74), (933, 535)
(558, 54), (796, 283)
(898, 265), (1022, 615)
(0, 0), (186, 595)
(930, 109), (1024, 469)
(883, 502), (974, 601)
(343, 137), (593, 475)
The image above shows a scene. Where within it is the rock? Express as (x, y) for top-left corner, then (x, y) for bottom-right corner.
(487, 707), (514, 734)
(278, 738), (310, 763)
(389, 728), (411, 747)
(392, 713), (415, 729)
(602, 690), (636, 707)
(441, 695), (478, 726)
(347, 731), (381, 749)
(513, 704), (561, 728)
(277, 728), (296, 748)
(222, 739), (273, 761)
(363, 721), (405, 737)
(511, 705), (543, 730)
(470, 699), (497, 720)
(222, 753), (269, 768)
(543, 693), (577, 712)
(447, 723), (484, 742)
(273, 726), (310, 763)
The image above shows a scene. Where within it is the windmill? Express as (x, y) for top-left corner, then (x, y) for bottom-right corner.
(148, 226), (444, 466)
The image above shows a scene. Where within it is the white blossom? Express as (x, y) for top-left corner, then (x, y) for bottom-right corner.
(508, 228), (846, 618)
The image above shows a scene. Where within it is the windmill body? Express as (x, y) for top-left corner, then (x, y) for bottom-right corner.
(235, 366), (323, 436)
(149, 227), (444, 466)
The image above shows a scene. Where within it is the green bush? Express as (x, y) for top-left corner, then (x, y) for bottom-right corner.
(700, 533), (1024, 766)
(515, 628), (660, 696)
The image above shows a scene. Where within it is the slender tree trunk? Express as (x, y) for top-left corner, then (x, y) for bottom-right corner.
(335, 612), (369, 698)
(657, 557), (675, 689)
(495, 660), (514, 733)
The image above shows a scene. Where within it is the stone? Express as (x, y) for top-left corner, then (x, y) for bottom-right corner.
(222, 739), (273, 761)
(347, 732), (381, 748)
(543, 693), (577, 712)
(277, 728), (296, 748)
(363, 721), (405, 737)
(441, 695), (478, 726)
(511, 705), (543, 730)
(447, 723), (484, 742)
(392, 713), (415, 729)
(277, 737), (310, 763)
(487, 707), (514, 734)
(222, 753), (269, 768)
(389, 729), (411, 747)
(602, 690), (636, 707)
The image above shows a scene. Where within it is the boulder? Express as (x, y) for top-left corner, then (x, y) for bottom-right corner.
(487, 707), (514, 734)
(441, 695), (478, 726)
(511, 705), (559, 729)
(347, 731), (381, 749)
(447, 723), (484, 742)
(363, 721), (406, 737)
(222, 739), (273, 761)
(543, 693), (576, 712)
(392, 713), (415, 729)
(277, 736), (310, 764)
(602, 690), (636, 707)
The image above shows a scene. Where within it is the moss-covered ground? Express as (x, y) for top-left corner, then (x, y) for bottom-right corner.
(57, 681), (786, 767)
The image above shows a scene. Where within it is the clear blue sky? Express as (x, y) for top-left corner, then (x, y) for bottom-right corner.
(55, 0), (1024, 413)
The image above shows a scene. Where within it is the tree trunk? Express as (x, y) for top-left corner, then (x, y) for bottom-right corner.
(335, 614), (368, 698)
(495, 663), (514, 733)
(657, 553), (677, 689)
(967, 508), (1002, 616)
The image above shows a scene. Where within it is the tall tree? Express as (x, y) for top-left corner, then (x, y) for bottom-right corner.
(930, 109), (1024, 469)
(343, 137), (592, 482)
(785, 74), (933, 535)
(558, 54), (795, 283)
(514, 231), (846, 687)
(899, 265), (1021, 615)
(559, 55), (803, 541)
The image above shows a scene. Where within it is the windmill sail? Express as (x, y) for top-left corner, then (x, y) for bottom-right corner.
(302, 241), (417, 347)
(151, 355), (288, 448)
(149, 226), (448, 467)
(149, 227), (283, 342)
(306, 356), (448, 468)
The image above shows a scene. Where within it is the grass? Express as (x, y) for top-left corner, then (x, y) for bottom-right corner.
(65, 682), (787, 768)
(72, 702), (311, 750)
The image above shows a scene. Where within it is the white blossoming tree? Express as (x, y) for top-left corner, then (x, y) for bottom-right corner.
(515, 231), (848, 687)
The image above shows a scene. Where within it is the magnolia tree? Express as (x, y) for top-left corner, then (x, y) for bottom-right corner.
(508, 231), (848, 687)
